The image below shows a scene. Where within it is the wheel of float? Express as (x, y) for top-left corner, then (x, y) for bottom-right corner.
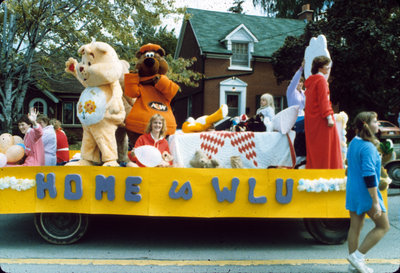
(34, 213), (89, 244)
(387, 161), (400, 187)
(303, 218), (350, 245)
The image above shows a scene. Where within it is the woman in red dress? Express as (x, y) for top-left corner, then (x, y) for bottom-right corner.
(304, 56), (343, 169)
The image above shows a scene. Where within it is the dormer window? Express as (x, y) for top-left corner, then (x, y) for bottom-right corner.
(221, 24), (258, 71)
(232, 42), (249, 67)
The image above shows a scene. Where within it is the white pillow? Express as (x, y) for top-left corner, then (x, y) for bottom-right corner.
(135, 145), (163, 167)
(271, 105), (300, 134)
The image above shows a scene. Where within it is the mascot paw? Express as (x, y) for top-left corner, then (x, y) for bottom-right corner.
(65, 159), (94, 166)
(126, 161), (139, 167)
(103, 160), (120, 167)
(65, 57), (78, 74)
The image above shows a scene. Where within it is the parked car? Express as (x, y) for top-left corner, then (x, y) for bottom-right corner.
(378, 120), (400, 139)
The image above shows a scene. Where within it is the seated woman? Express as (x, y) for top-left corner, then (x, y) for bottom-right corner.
(127, 114), (172, 167)
(49, 119), (70, 165)
(17, 108), (45, 166)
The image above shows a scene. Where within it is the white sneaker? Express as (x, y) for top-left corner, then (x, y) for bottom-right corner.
(348, 264), (358, 273)
(347, 253), (374, 273)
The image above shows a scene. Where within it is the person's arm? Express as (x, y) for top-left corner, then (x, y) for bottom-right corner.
(315, 77), (334, 125)
(361, 144), (381, 218)
(27, 108), (43, 141)
(286, 66), (303, 107)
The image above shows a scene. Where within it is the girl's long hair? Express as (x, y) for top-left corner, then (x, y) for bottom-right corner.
(353, 111), (379, 146)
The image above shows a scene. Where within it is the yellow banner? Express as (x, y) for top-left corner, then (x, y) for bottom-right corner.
(0, 167), (386, 218)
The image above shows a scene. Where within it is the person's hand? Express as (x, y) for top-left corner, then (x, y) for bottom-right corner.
(28, 107), (38, 125)
(371, 202), (382, 219)
(326, 115), (334, 127)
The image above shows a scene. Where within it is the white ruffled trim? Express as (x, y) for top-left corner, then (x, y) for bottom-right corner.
(297, 177), (347, 192)
(0, 176), (36, 191)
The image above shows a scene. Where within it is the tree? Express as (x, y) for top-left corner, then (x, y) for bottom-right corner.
(252, 0), (333, 18)
(228, 0), (245, 14)
(271, 0), (400, 121)
(0, 0), (193, 133)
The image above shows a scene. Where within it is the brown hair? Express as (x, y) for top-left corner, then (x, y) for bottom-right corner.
(37, 114), (50, 126)
(353, 111), (379, 146)
(145, 114), (167, 137)
(311, 56), (331, 75)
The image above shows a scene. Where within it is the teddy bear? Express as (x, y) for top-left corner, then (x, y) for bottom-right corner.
(189, 150), (220, 168)
(124, 43), (180, 145)
(182, 104), (228, 133)
(0, 133), (26, 166)
(65, 41), (127, 166)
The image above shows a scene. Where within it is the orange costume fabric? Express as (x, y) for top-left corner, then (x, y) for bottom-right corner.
(124, 73), (179, 136)
(304, 74), (343, 169)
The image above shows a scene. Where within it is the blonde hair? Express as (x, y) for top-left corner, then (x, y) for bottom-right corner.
(145, 114), (167, 137)
(353, 111), (379, 146)
(49, 119), (62, 130)
(260, 93), (275, 110)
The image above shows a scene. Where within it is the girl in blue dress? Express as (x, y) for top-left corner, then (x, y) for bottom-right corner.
(346, 111), (390, 273)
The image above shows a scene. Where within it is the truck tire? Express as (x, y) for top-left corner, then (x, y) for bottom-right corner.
(304, 218), (349, 245)
(34, 213), (89, 244)
(387, 161), (400, 187)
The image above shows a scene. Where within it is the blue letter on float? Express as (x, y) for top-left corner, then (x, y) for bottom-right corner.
(169, 181), (192, 200)
(275, 178), (293, 204)
(36, 173), (57, 199)
(212, 177), (239, 203)
(248, 178), (267, 204)
(64, 174), (83, 200)
(125, 176), (142, 202)
(95, 175), (115, 201)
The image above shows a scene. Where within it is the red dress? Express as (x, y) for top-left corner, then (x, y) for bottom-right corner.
(55, 129), (69, 163)
(304, 74), (343, 169)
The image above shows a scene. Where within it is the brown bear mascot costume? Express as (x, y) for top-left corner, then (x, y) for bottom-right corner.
(124, 43), (179, 145)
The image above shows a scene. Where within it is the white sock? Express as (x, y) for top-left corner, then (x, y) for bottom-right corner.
(354, 249), (365, 260)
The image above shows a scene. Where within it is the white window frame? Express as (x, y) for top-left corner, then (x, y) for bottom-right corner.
(221, 24), (258, 71)
(29, 98), (47, 115)
(219, 77), (247, 116)
(62, 101), (80, 125)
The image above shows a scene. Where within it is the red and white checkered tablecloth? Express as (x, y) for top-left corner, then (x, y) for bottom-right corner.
(169, 131), (296, 168)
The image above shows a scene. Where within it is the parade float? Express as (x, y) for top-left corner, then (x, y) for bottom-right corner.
(0, 38), (388, 246)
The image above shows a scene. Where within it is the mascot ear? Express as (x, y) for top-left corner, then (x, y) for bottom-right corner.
(78, 45), (86, 55)
(156, 48), (166, 57)
(136, 50), (143, 59)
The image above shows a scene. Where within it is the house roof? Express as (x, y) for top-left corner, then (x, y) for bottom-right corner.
(177, 8), (306, 58)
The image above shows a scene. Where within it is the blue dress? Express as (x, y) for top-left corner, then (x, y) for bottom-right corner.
(346, 136), (386, 215)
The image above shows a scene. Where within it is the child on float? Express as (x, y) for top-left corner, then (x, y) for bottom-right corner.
(37, 114), (57, 166)
(16, 108), (45, 166)
(346, 111), (389, 273)
(256, 93), (275, 122)
(127, 114), (172, 167)
(49, 119), (70, 165)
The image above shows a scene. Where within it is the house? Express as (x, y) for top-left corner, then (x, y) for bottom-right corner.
(173, 7), (311, 128)
(22, 76), (83, 139)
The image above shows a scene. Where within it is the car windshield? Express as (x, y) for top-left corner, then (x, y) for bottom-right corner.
(379, 122), (394, 128)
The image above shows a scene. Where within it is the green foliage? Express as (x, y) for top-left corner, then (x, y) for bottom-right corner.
(271, 0), (400, 121)
(166, 55), (203, 88)
(0, 0), (201, 132)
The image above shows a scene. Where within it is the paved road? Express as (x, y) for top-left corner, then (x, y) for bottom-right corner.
(0, 188), (399, 273)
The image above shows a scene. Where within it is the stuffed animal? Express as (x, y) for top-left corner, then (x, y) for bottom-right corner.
(378, 139), (395, 190)
(0, 133), (26, 166)
(189, 150), (220, 168)
(124, 43), (180, 143)
(182, 104), (228, 133)
(65, 41), (126, 166)
(233, 114), (266, 132)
